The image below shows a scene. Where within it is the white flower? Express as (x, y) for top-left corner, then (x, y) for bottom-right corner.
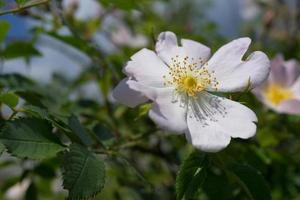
(113, 31), (270, 152)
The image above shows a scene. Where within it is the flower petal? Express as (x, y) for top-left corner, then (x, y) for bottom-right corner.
(185, 92), (257, 152)
(155, 31), (178, 65)
(291, 76), (300, 99)
(268, 55), (286, 85)
(284, 59), (300, 86)
(278, 99), (300, 114)
(207, 38), (270, 92)
(155, 31), (210, 67)
(124, 48), (169, 88)
(181, 39), (211, 61)
(148, 88), (187, 134)
(112, 78), (148, 108)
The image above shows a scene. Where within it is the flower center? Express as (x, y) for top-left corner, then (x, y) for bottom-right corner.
(184, 76), (197, 88)
(265, 84), (293, 105)
(163, 55), (219, 97)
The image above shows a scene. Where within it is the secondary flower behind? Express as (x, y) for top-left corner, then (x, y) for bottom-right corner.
(253, 55), (300, 114)
(113, 31), (270, 152)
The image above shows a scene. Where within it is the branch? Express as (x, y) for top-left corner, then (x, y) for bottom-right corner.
(0, 0), (50, 16)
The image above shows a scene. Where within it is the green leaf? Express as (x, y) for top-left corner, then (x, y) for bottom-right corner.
(3, 41), (41, 60)
(230, 164), (271, 200)
(0, 118), (64, 159)
(0, 92), (19, 108)
(0, 21), (10, 43)
(92, 123), (115, 147)
(134, 103), (151, 120)
(0, 73), (36, 90)
(202, 170), (233, 200)
(176, 151), (207, 200)
(68, 115), (93, 146)
(101, 0), (148, 10)
(62, 144), (106, 200)
(15, 0), (27, 5)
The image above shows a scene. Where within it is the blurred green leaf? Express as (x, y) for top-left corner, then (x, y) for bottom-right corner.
(0, 92), (19, 108)
(0, 0), (5, 7)
(0, 118), (64, 159)
(202, 169), (233, 200)
(68, 115), (93, 146)
(0, 73), (36, 90)
(135, 103), (151, 120)
(257, 128), (278, 148)
(230, 164), (271, 200)
(62, 144), (106, 200)
(0, 142), (5, 154)
(101, 0), (148, 10)
(176, 151), (207, 200)
(0, 21), (10, 43)
(3, 41), (41, 60)
(92, 123), (115, 147)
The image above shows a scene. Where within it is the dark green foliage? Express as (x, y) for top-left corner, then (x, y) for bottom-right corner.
(230, 164), (271, 200)
(0, 118), (64, 159)
(62, 144), (106, 200)
(176, 151), (207, 200)
(68, 115), (93, 146)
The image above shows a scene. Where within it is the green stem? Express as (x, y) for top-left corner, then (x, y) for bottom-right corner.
(0, 0), (50, 16)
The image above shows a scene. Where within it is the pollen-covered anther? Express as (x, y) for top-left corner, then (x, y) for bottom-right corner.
(163, 56), (219, 96)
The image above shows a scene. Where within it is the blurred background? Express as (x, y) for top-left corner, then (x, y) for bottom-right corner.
(0, 0), (299, 199)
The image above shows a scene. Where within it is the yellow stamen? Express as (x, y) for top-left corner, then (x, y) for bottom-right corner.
(163, 55), (218, 97)
(265, 84), (293, 105)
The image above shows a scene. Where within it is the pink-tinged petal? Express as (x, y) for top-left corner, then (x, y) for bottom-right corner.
(277, 99), (300, 115)
(148, 88), (187, 134)
(207, 38), (270, 92)
(112, 78), (148, 108)
(124, 48), (169, 88)
(284, 59), (300, 86)
(291, 76), (300, 99)
(185, 92), (257, 152)
(268, 55), (286, 85)
(181, 39), (211, 61)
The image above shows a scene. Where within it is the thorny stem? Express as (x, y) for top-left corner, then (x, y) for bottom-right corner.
(0, 0), (50, 16)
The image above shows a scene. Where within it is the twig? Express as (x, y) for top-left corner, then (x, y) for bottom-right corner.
(0, 0), (50, 16)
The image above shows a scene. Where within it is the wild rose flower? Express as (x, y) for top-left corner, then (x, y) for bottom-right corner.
(253, 55), (300, 114)
(113, 31), (270, 152)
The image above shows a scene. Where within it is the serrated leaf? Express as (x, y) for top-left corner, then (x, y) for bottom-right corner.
(0, 21), (10, 43)
(62, 144), (105, 200)
(0, 92), (19, 108)
(176, 151), (207, 200)
(230, 164), (271, 200)
(68, 115), (93, 146)
(0, 118), (64, 159)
